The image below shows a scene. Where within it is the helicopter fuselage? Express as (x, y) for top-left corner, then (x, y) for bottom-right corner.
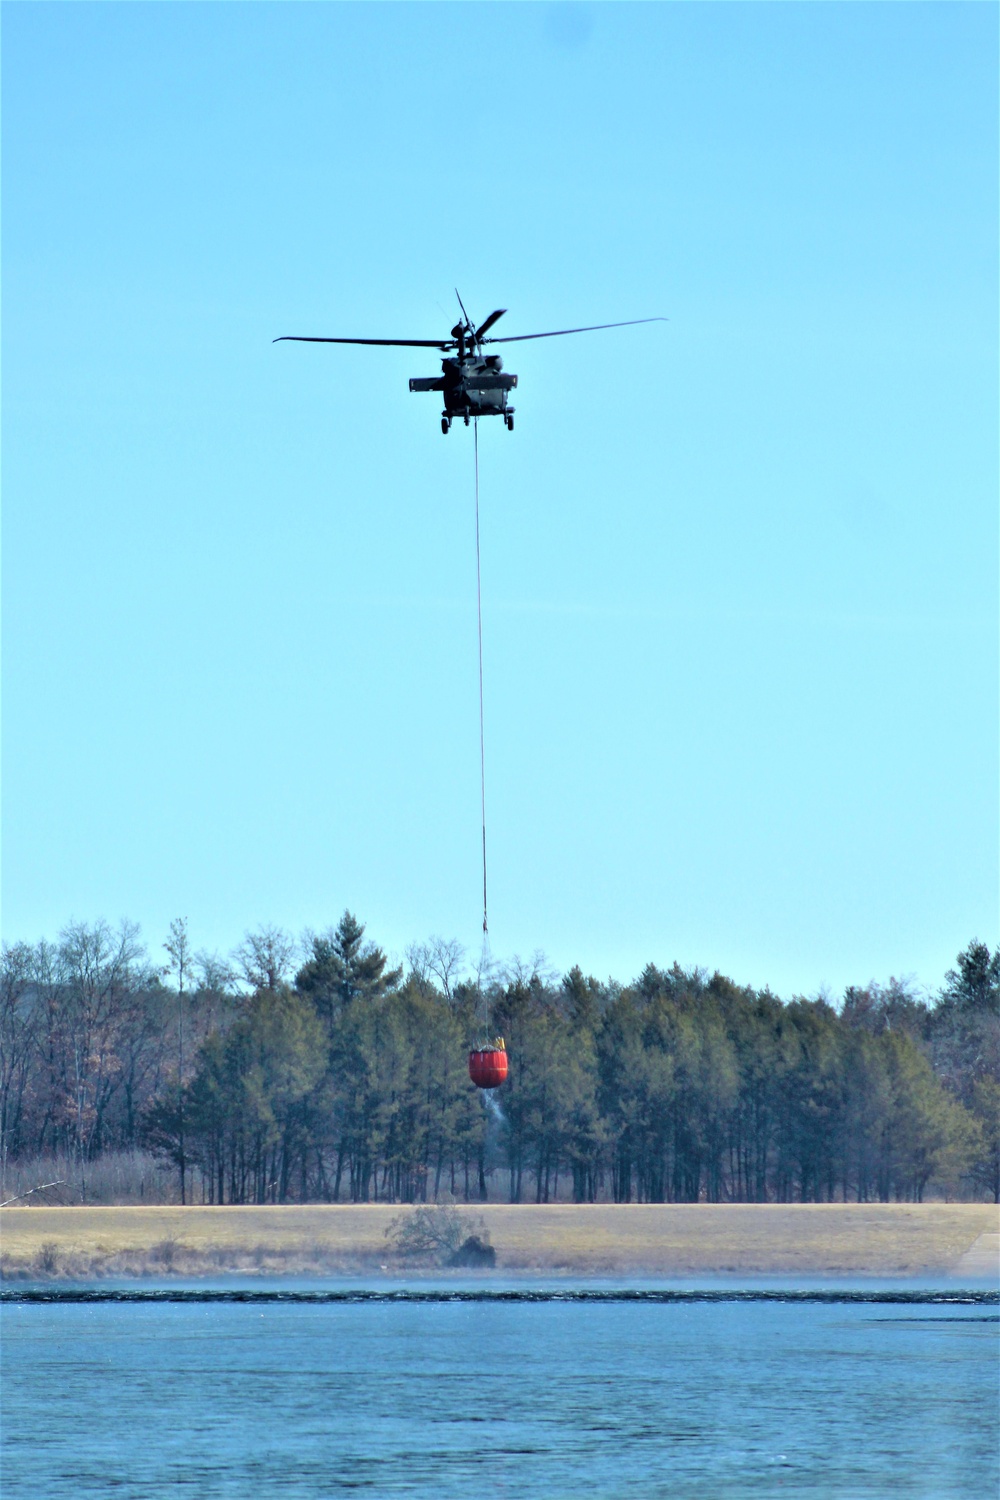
(409, 352), (517, 432)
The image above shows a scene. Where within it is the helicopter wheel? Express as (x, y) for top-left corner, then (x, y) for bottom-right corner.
(464, 415), (470, 426)
(441, 418), (450, 435)
(505, 413), (514, 431)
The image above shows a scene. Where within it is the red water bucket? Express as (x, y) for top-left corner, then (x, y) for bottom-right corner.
(468, 1047), (508, 1089)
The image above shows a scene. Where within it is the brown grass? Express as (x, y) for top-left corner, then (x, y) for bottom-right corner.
(2, 1202), (996, 1280)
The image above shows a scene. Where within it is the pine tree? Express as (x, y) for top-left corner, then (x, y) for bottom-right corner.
(296, 911), (402, 1022)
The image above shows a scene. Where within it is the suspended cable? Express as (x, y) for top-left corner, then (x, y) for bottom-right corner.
(473, 418), (488, 936)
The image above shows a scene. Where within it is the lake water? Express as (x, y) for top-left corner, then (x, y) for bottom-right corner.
(2, 1285), (997, 1498)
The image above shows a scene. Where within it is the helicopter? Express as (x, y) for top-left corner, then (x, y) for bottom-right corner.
(275, 293), (665, 433)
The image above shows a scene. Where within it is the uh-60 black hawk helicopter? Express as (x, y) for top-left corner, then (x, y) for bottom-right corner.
(275, 294), (665, 433)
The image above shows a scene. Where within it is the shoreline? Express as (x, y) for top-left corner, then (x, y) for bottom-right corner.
(2, 1203), (996, 1282)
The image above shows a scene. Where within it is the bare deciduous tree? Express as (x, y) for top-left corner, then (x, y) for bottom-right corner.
(0, 943), (39, 1185)
(233, 925), (297, 994)
(54, 920), (152, 1178)
(406, 937), (466, 1002)
(164, 918), (192, 1202)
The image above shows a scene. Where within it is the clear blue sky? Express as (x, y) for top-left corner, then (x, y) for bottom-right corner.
(3, 2), (997, 998)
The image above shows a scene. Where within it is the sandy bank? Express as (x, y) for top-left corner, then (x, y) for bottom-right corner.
(2, 1202), (997, 1280)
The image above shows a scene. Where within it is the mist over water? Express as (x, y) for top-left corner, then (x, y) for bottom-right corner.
(3, 1290), (996, 1498)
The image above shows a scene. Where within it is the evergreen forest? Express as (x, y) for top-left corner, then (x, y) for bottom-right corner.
(1, 915), (997, 1205)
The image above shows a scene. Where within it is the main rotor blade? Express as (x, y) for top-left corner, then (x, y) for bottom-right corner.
(485, 317), (667, 344)
(274, 336), (453, 348)
(454, 288), (472, 327)
(474, 308), (507, 340)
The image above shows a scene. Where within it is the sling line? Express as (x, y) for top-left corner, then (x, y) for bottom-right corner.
(473, 417), (488, 935)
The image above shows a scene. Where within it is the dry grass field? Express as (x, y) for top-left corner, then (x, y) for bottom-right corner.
(1, 1202), (996, 1279)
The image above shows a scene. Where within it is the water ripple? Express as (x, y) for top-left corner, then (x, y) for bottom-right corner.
(3, 1287), (996, 1306)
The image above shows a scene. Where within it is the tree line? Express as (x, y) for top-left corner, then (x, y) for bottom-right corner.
(1, 915), (997, 1204)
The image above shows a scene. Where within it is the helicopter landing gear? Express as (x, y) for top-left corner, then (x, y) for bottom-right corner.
(504, 412), (514, 432)
(463, 414), (470, 426)
(441, 416), (451, 435)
